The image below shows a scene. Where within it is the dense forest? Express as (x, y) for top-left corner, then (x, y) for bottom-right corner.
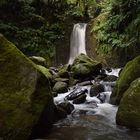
(1, 0), (139, 65)
(0, 0), (140, 140)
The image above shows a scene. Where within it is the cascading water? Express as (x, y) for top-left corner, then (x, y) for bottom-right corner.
(35, 26), (140, 140)
(38, 69), (140, 140)
(68, 23), (87, 64)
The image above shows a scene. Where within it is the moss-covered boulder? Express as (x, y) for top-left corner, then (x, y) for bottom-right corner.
(0, 34), (55, 140)
(71, 54), (102, 79)
(29, 56), (47, 67)
(116, 78), (140, 128)
(52, 82), (68, 93)
(110, 55), (140, 105)
(57, 64), (70, 78)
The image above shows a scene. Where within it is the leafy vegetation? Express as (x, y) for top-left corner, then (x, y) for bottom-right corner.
(0, 0), (98, 63)
(91, 0), (140, 54)
(0, 0), (139, 64)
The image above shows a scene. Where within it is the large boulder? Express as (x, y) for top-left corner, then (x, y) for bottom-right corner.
(0, 34), (55, 140)
(116, 78), (140, 128)
(110, 55), (140, 105)
(71, 54), (102, 79)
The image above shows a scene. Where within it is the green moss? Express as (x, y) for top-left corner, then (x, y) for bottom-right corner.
(71, 54), (102, 78)
(36, 65), (52, 80)
(110, 55), (140, 105)
(57, 64), (70, 78)
(116, 78), (140, 128)
(0, 34), (54, 140)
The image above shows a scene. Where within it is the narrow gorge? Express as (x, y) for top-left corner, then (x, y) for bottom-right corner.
(0, 0), (140, 140)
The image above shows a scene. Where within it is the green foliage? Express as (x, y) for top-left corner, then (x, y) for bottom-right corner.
(0, 0), (66, 62)
(67, 0), (98, 18)
(91, 0), (140, 54)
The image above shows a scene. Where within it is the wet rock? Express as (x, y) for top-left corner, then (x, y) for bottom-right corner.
(73, 94), (87, 104)
(29, 56), (47, 67)
(57, 64), (70, 78)
(116, 78), (140, 129)
(94, 74), (107, 82)
(77, 81), (92, 86)
(110, 55), (140, 105)
(104, 75), (118, 82)
(71, 54), (102, 79)
(65, 88), (88, 100)
(90, 84), (104, 97)
(53, 81), (68, 93)
(106, 68), (112, 73)
(97, 93), (106, 103)
(57, 102), (74, 114)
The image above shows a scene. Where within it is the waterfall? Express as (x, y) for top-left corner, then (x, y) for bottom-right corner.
(68, 23), (87, 64)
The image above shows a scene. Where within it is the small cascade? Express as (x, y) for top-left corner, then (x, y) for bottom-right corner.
(68, 23), (87, 64)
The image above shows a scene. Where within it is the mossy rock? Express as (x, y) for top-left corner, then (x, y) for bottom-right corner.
(57, 64), (70, 78)
(116, 78), (140, 128)
(36, 65), (53, 81)
(71, 54), (102, 79)
(29, 56), (47, 67)
(52, 81), (68, 93)
(0, 34), (55, 140)
(110, 55), (140, 105)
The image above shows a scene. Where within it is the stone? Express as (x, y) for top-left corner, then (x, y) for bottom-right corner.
(97, 93), (106, 103)
(116, 78), (140, 128)
(65, 87), (88, 101)
(77, 81), (92, 86)
(57, 102), (74, 114)
(0, 34), (55, 140)
(29, 56), (47, 67)
(57, 64), (70, 78)
(90, 84), (104, 97)
(53, 81), (68, 93)
(71, 54), (102, 79)
(104, 75), (118, 82)
(73, 94), (87, 104)
(54, 78), (69, 84)
(110, 55), (140, 105)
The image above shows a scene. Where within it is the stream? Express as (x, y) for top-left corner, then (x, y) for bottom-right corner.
(36, 69), (140, 140)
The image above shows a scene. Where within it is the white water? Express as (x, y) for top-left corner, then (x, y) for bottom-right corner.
(68, 23), (87, 64)
(54, 69), (120, 126)
(105, 68), (121, 77)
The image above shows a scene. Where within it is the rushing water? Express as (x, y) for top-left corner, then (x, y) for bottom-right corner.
(36, 69), (140, 140)
(68, 23), (87, 64)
